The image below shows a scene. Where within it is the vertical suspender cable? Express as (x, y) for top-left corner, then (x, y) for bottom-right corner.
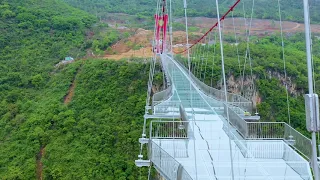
(147, 162), (153, 180)
(195, 40), (202, 78)
(169, 0), (173, 55)
(211, 30), (217, 87)
(183, 0), (198, 179)
(193, 43), (199, 77)
(215, 0), (235, 179)
(277, 0), (291, 127)
(231, 11), (242, 83)
(203, 33), (211, 83)
(240, 1), (248, 97)
(141, 0), (161, 156)
(247, 0), (255, 114)
(241, 0), (255, 113)
(200, 36), (209, 80)
(199, 37), (206, 79)
(231, 10), (243, 107)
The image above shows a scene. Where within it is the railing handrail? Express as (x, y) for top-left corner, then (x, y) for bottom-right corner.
(244, 121), (312, 160)
(246, 122), (311, 142)
(151, 55), (174, 108)
(152, 85), (173, 103)
(150, 140), (193, 179)
(150, 140), (179, 163)
(284, 123), (311, 141)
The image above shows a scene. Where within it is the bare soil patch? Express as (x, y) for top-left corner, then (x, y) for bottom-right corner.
(64, 62), (84, 105)
(106, 17), (320, 59)
(177, 17), (320, 36)
(105, 29), (203, 59)
(64, 80), (76, 104)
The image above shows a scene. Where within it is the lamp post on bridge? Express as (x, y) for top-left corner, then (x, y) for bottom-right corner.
(303, 0), (320, 179)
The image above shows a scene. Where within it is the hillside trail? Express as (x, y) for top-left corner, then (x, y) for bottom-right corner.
(64, 61), (85, 105)
(36, 146), (45, 180)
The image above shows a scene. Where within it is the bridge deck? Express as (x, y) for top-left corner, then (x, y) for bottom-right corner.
(151, 55), (311, 180)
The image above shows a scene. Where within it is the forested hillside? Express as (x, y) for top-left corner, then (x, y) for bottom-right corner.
(0, 0), (149, 179)
(43, 60), (148, 179)
(63, 0), (320, 23)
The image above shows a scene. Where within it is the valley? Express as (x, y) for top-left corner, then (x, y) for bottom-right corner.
(1, 0), (320, 179)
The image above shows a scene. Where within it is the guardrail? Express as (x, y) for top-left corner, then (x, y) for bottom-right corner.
(284, 123), (312, 160)
(151, 55), (173, 111)
(179, 167), (193, 180)
(225, 122), (312, 179)
(149, 140), (193, 179)
(222, 103), (312, 160)
(150, 105), (193, 139)
(246, 122), (285, 139)
(224, 103), (248, 138)
(150, 121), (191, 139)
(246, 122), (312, 160)
(149, 141), (181, 179)
(152, 85), (173, 106)
(153, 100), (181, 115)
(282, 142), (313, 180)
(174, 57), (252, 113)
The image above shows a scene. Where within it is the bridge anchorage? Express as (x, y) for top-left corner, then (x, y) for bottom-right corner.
(136, 0), (319, 179)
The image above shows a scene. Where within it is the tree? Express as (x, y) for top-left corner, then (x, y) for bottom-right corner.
(31, 74), (44, 88)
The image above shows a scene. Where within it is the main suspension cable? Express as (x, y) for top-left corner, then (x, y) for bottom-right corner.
(175, 0), (241, 54)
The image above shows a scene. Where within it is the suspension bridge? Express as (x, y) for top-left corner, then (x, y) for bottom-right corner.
(135, 0), (319, 179)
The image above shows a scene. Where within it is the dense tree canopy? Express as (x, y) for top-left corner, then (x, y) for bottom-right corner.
(0, 0), (149, 178)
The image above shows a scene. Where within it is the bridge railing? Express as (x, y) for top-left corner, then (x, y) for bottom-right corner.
(246, 122), (312, 160)
(224, 105), (312, 160)
(174, 58), (252, 113)
(224, 103), (248, 138)
(151, 55), (174, 111)
(246, 122), (285, 139)
(149, 141), (193, 180)
(152, 85), (173, 106)
(224, 111), (312, 179)
(150, 121), (191, 139)
(282, 142), (313, 180)
(153, 100), (181, 115)
(179, 167), (193, 180)
(284, 123), (312, 161)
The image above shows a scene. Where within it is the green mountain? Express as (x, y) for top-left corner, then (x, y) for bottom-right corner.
(0, 0), (148, 179)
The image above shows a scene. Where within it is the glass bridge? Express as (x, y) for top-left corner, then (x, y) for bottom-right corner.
(137, 54), (313, 180)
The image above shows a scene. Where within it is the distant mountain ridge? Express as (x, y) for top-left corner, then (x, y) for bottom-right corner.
(63, 0), (320, 23)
